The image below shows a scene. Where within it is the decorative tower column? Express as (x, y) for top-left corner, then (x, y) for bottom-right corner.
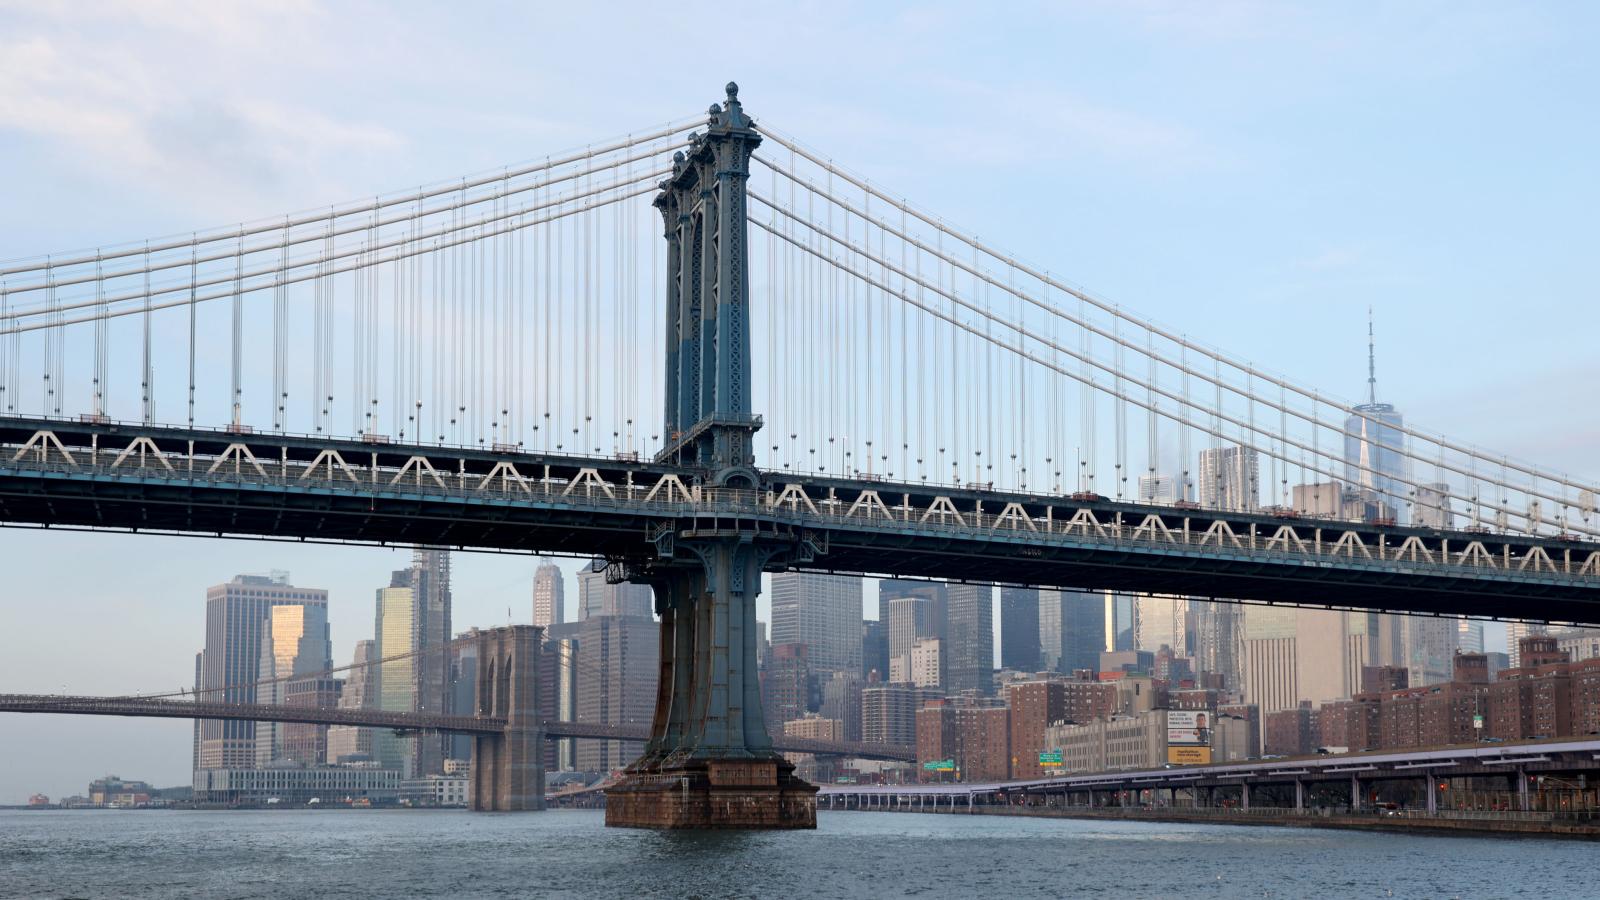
(605, 85), (817, 829)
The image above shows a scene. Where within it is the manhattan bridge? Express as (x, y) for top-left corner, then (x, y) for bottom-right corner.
(1, 85), (1596, 827)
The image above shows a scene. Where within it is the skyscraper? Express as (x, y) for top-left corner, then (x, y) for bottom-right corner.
(761, 642), (814, 732)
(546, 635), (580, 771)
(1343, 312), (1409, 524)
(944, 582), (994, 695)
(1402, 615), (1457, 686)
(577, 558), (653, 619)
(532, 559), (565, 628)
(1241, 605), (1298, 718)
(573, 613), (659, 771)
(1137, 474), (1186, 505)
(448, 635), (479, 764)
(819, 671), (864, 742)
(1414, 483), (1454, 529)
(327, 639), (376, 764)
(408, 549), (453, 777)
(194, 573), (329, 773)
(1133, 594), (1188, 655)
(254, 600), (333, 766)
(861, 620), (889, 682)
(1105, 592), (1137, 653)
(769, 572), (864, 679)
(1039, 589), (1105, 675)
(999, 587), (1041, 672)
(372, 573), (418, 775)
(888, 596), (937, 684)
(1190, 600), (1243, 691)
(1198, 446), (1260, 511)
(1457, 619), (1487, 655)
(877, 580), (945, 634)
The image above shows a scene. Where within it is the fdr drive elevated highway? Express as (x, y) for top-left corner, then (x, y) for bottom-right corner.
(3, 415), (1599, 622)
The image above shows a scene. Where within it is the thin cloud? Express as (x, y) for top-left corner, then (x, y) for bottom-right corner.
(0, 2), (404, 219)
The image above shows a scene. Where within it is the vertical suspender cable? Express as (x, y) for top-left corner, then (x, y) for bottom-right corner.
(232, 228), (244, 427)
(140, 241), (152, 419)
(187, 239), (197, 426)
(92, 252), (104, 418)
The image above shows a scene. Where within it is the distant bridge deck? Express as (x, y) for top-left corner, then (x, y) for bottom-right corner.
(0, 694), (915, 762)
(3, 416), (1598, 621)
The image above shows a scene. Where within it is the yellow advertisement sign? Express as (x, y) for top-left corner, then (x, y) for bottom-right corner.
(1167, 745), (1212, 765)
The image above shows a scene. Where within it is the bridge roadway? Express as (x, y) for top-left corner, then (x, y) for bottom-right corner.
(3, 416), (1598, 621)
(819, 737), (1600, 812)
(0, 694), (915, 762)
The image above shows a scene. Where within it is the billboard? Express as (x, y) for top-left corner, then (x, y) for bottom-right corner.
(1167, 710), (1213, 765)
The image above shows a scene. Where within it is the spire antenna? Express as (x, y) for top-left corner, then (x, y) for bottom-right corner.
(1367, 306), (1377, 406)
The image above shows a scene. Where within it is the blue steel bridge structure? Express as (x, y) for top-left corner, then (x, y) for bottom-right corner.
(1, 85), (1597, 825)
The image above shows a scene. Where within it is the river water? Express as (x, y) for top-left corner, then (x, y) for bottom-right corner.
(0, 808), (1588, 898)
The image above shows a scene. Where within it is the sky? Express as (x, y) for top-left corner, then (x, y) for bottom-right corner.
(2, 1), (1597, 803)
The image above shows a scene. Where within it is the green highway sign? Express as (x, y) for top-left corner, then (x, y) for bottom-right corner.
(1038, 751), (1063, 765)
(923, 759), (955, 771)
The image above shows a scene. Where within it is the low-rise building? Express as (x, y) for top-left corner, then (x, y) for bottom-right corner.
(401, 773), (469, 807)
(784, 715), (844, 742)
(1046, 711), (1167, 774)
(193, 766), (401, 805)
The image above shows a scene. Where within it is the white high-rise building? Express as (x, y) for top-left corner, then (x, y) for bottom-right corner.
(1402, 616), (1457, 686)
(532, 560), (565, 628)
(1133, 594), (1188, 654)
(1457, 619), (1486, 655)
(1198, 446), (1259, 512)
(887, 596), (936, 685)
(1414, 483), (1454, 529)
(909, 639), (943, 688)
(1137, 474), (1184, 505)
(1507, 621), (1548, 669)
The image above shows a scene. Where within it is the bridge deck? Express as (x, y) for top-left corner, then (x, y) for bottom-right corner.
(3, 416), (1598, 621)
(0, 694), (915, 762)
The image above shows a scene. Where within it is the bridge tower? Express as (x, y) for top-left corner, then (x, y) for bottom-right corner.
(469, 625), (545, 811)
(605, 84), (818, 829)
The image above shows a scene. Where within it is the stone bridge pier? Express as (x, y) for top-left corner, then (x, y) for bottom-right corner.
(469, 625), (545, 811)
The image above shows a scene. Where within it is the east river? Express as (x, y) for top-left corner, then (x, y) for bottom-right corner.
(1, 808), (1590, 898)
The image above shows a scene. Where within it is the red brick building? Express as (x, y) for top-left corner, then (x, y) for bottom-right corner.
(1361, 665), (1410, 694)
(954, 706), (1010, 782)
(915, 699), (957, 782)
(1416, 683), (1484, 745)
(1005, 681), (1065, 780)
(1263, 702), (1318, 757)
(1320, 695), (1381, 751)
(1571, 659), (1600, 737)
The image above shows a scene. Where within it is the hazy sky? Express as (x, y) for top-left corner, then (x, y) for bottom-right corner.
(3, 1), (1597, 802)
